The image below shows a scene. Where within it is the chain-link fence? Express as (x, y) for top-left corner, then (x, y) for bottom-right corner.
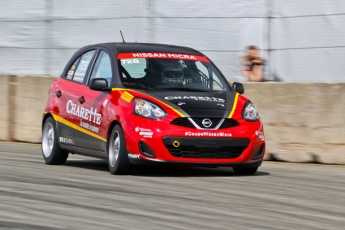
(1, 0), (344, 82)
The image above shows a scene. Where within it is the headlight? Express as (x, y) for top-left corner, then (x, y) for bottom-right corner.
(242, 101), (259, 121)
(134, 98), (167, 119)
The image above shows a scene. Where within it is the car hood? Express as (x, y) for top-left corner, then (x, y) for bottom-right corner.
(144, 90), (238, 118)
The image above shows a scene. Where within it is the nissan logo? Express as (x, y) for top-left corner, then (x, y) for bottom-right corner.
(202, 118), (212, 128)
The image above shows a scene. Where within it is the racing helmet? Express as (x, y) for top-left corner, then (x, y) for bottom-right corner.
(161, 60), (184, 86)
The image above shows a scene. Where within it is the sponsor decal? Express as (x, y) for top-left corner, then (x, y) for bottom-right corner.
(132, 53), (197, 60)
(185, 131), (232, 137)
(66, 100), (102, 125)
(80, 120), (99, 133)
(72, 75), (84, 82)
(67, 70), (74, 76)
(178, 102), (185, 106)
(117, 53), (210, 62)
(59, 137), (74, 144)
(164, 96), (225, 103)
(128, 153), (140, 159)
(135, 126), (154, 138)
(121, 91), (134, 103)
(256, 131), (265, 140)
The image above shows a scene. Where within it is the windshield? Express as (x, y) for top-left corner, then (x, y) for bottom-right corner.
(118, 53), (229, 92)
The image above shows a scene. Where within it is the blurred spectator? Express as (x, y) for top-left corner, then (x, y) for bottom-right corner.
(240, 45), (265, 82)
(240, 46), (282, 82)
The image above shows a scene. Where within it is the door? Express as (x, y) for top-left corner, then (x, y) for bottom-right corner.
(58, 50), (96, 148)
(74, 50), (113, 152)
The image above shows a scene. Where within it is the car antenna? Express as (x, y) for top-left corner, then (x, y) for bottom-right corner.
(120, 30), (126, 43)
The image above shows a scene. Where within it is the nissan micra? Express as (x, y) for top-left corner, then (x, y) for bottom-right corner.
(41, 42), (265, 175)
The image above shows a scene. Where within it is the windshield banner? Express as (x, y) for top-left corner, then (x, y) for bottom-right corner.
(117, 53), (210, 62)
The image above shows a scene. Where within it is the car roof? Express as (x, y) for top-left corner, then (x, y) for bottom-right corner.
(86, 42), (205, 56)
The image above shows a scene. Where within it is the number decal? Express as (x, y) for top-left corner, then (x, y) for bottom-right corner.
(121, 59), (139, 64)
(79, 60), (89, 71)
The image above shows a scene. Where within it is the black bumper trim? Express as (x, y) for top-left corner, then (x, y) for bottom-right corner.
(128, 156), (263, 168)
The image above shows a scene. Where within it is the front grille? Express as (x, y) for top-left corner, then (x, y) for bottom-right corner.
(219, 119), (240, 129)
(170, 117), (239, 129)
(167, 146), (246, 158)
(163, 137), (250, 159)
(170, 118), (194, 128)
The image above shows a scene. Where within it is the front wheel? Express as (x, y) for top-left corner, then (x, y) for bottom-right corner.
(41, 117), (69, 165)
(233, 167), (258, 175)
(107, 125), (131, 175)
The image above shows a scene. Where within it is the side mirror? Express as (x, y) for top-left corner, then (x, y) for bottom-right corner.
(89, 78), (110, 91)
(232, 82), (244, 94)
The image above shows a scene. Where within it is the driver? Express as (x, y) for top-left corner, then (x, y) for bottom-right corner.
(161, 60), (184, 86)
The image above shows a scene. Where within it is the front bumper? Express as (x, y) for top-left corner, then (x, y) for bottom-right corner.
(128, 154), (263, 168)
(123, 109), (265, 166)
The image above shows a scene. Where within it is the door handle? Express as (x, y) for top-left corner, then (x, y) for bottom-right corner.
(55, 90), (62, 98)
(78, 96), (85, 104)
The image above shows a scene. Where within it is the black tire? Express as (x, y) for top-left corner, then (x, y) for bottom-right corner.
(107, 125), (131, 175)
(233, 167), (258, 175)
(41, 117), (69, 165)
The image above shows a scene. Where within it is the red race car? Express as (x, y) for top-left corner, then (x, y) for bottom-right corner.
(41, 42), (265, 175)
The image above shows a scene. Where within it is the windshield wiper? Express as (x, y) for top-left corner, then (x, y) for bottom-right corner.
(122, 82), (153, 90)
(154, 86), (209, 92)
(181, 87), (209, 92)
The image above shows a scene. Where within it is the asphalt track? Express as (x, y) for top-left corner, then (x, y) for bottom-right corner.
(0, 142), (344, 230)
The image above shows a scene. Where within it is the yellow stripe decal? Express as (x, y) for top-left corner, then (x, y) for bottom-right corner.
(51, 114), (106, 142)
(112, 88), (185, 117)
(228, 93), (239, 118)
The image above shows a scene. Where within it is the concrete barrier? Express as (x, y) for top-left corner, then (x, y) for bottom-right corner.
(11, 75), (58, 143)
(243, 82), (345, 164)
(0, 75), (344, 164)
(0, 75), (10, 141)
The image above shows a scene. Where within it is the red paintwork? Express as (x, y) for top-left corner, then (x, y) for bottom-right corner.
(117, 53), (210, 62)
(45, 78), (265, 164)
(118, 90), (265, 163)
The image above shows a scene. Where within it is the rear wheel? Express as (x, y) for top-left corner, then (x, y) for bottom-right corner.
(41, 117), (69, 165)
(233, 167), (258, 175)
(107, 125), (131, 175)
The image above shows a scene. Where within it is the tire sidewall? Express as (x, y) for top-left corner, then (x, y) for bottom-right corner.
(41, 116), (68, 165)
(107, 125), (130, 174)
(42, 117), (59, 164)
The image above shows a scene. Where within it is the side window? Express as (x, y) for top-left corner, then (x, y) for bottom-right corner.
(66, 58), (80, 80)
(210, 71), (225, 90)
(195, 61), (210, 87)
(72, 50), (95, 83)
(89, 51), (112, 86)
(195, 61), (225, 90)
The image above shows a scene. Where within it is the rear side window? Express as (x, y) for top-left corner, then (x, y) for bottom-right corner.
(66, 58), (80, 80)
(66, 50), (95, 83)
